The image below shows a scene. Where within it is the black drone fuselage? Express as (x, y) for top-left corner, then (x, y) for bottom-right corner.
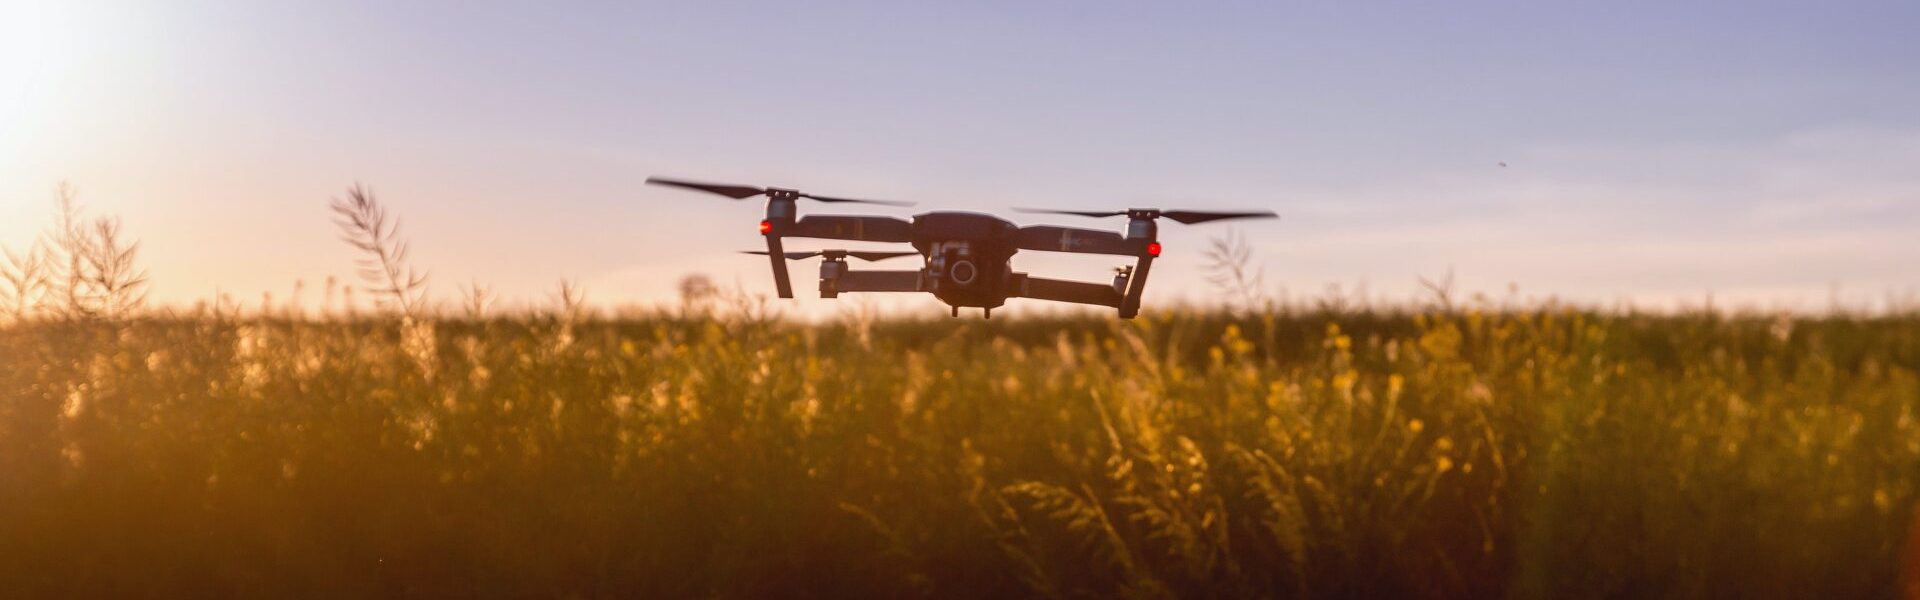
(904, 211), (1021, 309)
(801, 208), (1153, 317)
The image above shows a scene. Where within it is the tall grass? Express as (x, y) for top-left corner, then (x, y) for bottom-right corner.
(1, 305), (1915, 597)
(1, 183), (149, 322)
(3, 184), (1916, 597)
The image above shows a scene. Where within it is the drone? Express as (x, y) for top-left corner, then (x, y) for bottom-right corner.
(648, 176), (1277, 319)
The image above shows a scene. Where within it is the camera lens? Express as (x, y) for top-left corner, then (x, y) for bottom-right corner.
(950, 260), (977, 286)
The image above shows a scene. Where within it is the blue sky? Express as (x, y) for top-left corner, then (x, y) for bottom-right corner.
(4, 1), (1918, 314)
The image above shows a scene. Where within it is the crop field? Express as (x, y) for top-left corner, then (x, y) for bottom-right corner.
(3, 305), (1917, 598)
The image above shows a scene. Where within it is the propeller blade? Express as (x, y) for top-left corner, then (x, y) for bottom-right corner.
(646, 177), (767, 200)
(648, 176), (914, 206)
(742, 250), (822, 260)
(844, 251), (921, 262)
(1013, 208), (1129, 218)
(1159, 210), (1278, 224)
(799, 193), (916, 207)
(1017, 206), (1279, 224)
(741, 250), (920, 262)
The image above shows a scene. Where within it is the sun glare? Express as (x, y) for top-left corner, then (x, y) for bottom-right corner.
(2, 2), (78, 157)
(2, 2), (170, 244)
(1, 2), (165, 163)
(3, 2), (82, 243)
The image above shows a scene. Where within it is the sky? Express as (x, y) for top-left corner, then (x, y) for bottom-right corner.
(4, 0), (1918, 316)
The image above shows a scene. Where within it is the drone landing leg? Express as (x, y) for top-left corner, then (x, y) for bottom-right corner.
(764, 234), (794, 298)
(1120, 255), (1154, 319)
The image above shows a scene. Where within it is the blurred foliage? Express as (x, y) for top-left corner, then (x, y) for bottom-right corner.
(2, 307), (1917, 598)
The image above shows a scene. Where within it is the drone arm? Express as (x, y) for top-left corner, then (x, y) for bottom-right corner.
(1015, 276), (1124, 308)
(1015, 225), (1154, 316)
(825, 269), (924, 296)
(789, 215), (916, 243)
(1015, 226), (1140, 256)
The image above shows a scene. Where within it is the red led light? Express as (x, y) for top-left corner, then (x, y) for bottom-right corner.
(759, 220), (772, 235)
(1146, 242), (1162, 257)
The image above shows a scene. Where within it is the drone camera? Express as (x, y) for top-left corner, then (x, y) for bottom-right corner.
(927, 241), (980, 290)
(950, 260), (978, 286)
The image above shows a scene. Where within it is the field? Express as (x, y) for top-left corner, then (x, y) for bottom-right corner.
(3, 304), (1917, 598)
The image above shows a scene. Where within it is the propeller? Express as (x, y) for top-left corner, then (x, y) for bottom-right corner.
(742, 250), (921, 262)
(1014, 207), (1277, 225)
(648, 176), (915, 207)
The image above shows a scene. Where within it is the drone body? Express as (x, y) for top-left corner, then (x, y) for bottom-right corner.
(899, 212), (1021, 312)
(648, 177), (1275, 319)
